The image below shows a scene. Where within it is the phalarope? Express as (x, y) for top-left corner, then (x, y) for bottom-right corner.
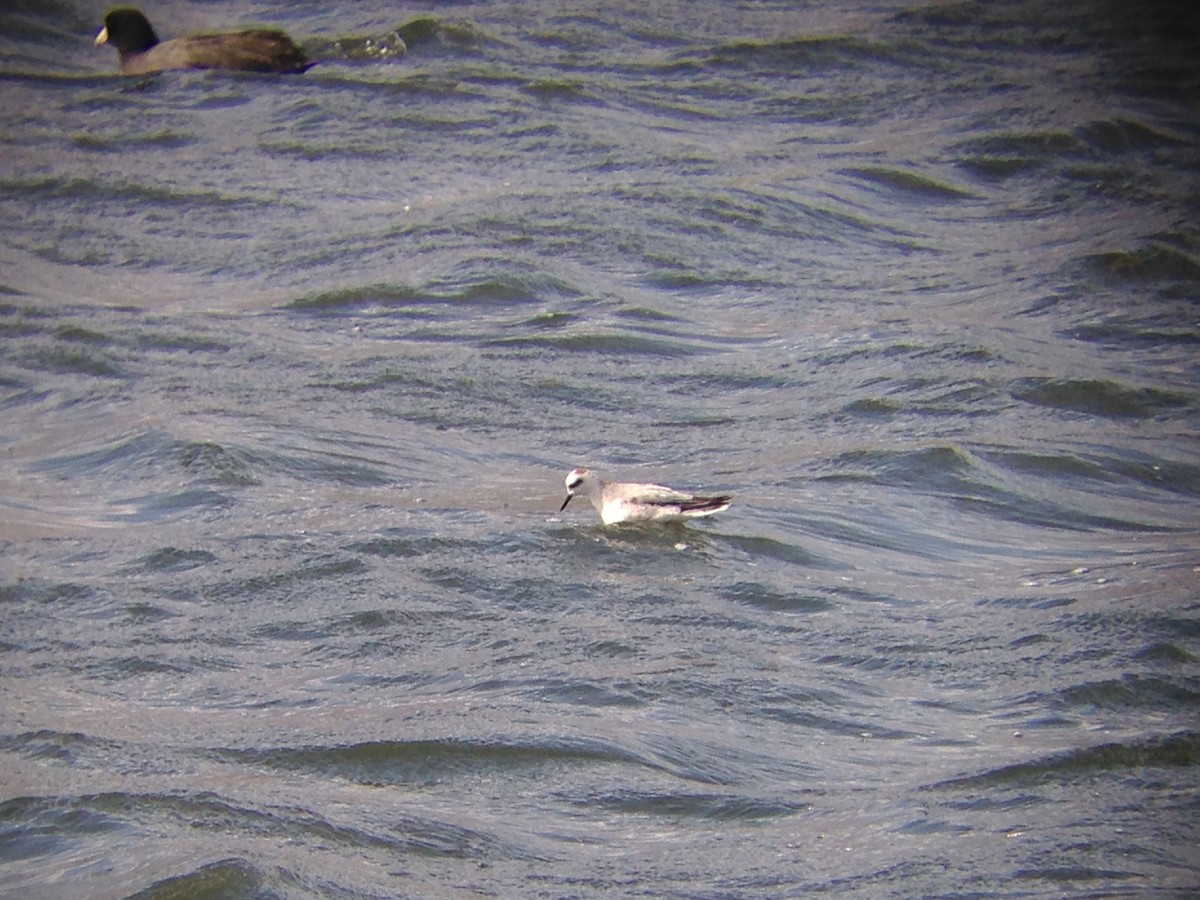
(559, 467), (732, 525)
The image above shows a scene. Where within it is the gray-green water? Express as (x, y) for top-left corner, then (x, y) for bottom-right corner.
(2, 0), (1198, 896)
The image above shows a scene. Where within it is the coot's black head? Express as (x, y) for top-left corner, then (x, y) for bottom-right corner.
(96, 8), (160, 54)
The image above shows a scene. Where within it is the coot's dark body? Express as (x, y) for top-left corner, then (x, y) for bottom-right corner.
(95, 7), (312, 75)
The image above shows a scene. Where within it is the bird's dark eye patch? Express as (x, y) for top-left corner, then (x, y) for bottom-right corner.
(567, 479), (583, 491)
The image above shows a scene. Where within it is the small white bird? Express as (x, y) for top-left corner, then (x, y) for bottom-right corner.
(558, 467), (732, 525)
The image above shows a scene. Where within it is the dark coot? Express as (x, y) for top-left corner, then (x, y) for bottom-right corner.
(95, 7), (312, 75)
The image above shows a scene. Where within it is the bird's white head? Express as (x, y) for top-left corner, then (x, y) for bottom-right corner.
(560, 467), (592, 511)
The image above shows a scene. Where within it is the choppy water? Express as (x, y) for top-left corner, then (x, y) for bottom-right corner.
(2, 0), (1199, 896)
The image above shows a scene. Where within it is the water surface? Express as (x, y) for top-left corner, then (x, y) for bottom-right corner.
(1, 0), (1198, 896)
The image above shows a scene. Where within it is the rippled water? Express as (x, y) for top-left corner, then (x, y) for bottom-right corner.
(2, 0), (1199, 896)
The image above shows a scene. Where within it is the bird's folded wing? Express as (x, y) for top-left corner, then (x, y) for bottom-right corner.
(628, 483), (693, 505)
(138, 32), (309, 74)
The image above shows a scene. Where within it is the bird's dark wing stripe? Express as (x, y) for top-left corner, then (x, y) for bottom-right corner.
(679, 495), (732, 511)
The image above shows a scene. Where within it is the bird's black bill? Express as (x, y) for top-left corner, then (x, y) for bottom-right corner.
(559, 495), (573, 512)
